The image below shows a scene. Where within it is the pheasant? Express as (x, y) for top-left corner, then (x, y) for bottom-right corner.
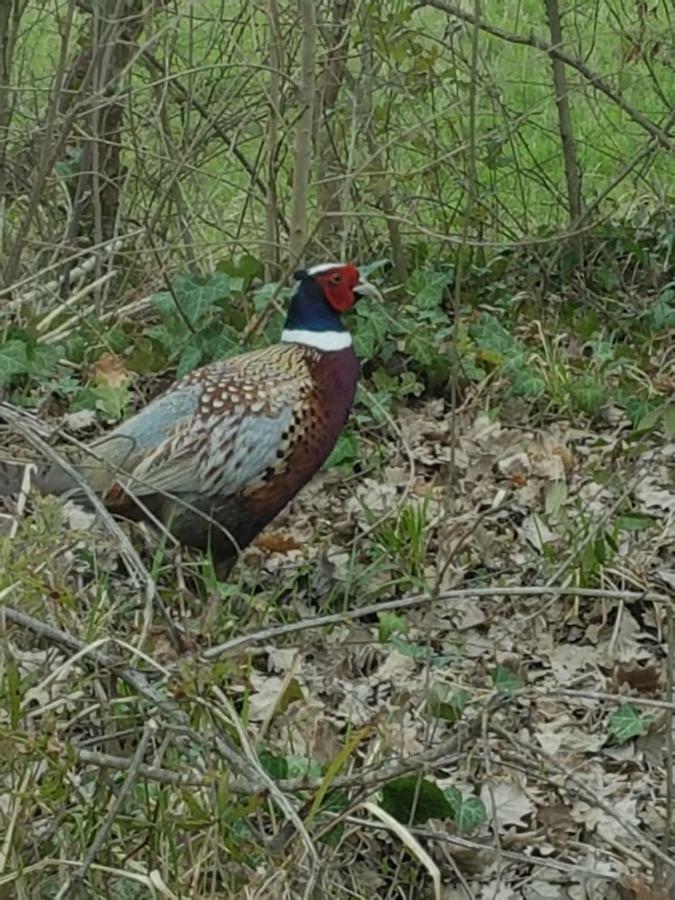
(0, 263), (379, 574)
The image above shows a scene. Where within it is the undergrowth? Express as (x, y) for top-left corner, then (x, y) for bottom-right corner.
(1, 212), (674, 897)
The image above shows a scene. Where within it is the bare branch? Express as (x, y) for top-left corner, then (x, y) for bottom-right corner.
(419, 0), (673, 151)
(289, 0), (316, 261)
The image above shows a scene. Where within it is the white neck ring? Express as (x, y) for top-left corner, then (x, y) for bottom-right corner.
(281, 329), (352, 351)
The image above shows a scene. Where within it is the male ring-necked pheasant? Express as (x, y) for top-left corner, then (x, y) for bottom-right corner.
(0, 263), (378, 573)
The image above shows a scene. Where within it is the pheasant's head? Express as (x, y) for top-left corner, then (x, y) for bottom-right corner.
(282, 263), (380, 351)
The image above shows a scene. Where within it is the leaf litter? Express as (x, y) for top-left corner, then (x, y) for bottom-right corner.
(1, 372), (674, 896)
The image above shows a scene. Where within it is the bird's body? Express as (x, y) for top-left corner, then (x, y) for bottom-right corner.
(0, 263), (377, 574)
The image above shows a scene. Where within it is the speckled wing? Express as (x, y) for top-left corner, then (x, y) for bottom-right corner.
(98, 344), (315, 500)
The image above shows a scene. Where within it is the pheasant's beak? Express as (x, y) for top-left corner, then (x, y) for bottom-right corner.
(354, 278), (382, 302)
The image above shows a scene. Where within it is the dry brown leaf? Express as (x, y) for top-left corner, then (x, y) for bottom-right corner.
(92, 352), (129, 388)
(255, 531), (302, 553)
(480, 776), (535, 829)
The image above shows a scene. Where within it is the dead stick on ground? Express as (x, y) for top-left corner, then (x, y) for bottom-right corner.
(198, 585), (670, 662)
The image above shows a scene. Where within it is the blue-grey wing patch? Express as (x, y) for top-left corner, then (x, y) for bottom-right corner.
(88, 384), (202, 472)
(127, 406), (293, 498)
(82, 347), (311, 500)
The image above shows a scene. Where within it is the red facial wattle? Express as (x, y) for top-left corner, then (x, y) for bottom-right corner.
(316, 264), (360, 313)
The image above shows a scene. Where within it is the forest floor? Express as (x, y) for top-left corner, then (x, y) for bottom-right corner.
(1, 242), (674, 899)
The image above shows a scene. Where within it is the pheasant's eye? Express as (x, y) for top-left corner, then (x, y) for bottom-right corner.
(330, 274), (341, 284)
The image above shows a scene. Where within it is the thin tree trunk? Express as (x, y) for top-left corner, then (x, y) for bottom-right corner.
(2, 0), (79, 289)
(60, 0), (154, 297)
(315, 0), (353, 248)
(358, 22), (406, 282)
(289, 0), (316, 263)
(264, 0), (282, 280)
(543, 0), (583, 231)
(0, 0), (19, 208)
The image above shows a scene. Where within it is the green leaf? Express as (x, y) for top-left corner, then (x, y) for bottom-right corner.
(509, 365), (545, 399)
(427, 685), (468, 724)
(444, 787), (487, 832)
(471, 312), (517, 360)
(217, 253), (263, 282)
(285, 755), (322, 779)
(353, 300), (390, 358)
(568, 376), (607, 415)
(608, 704), (654, 744)
(177, 343), (204, 378)
(616, 514), (654, 532)
(358, 258), (390, 279)
(650, 290), (675, 330)
(378, 612), (409, 642)
(91, 384), (130, 421)
(0, 340), (29, 385)
(28, 343), (62, 378)
(664, 405), (675, 439)
(174, 272), (231, 323)
(316, 790), (349, 846)
(407, 269), (452, 310)
(151, 271), (231, 327)
(635, 405), (663, 434)
(106, 326), (129, 354)
(54, 147), (82, 180)
(461, 354), (487, 382)
(381, 775), (453, 825)
(325, 431), (359, 468)
(259, 752), (289, 780)
(490, 665), (522, 695)
(390, 636), (452, 666)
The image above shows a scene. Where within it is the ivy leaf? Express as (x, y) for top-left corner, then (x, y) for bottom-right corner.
(444, 787), (487, 832)
(217, 253), (263, 282)
(177, 343), (204, 378)
(608, 704), (654, 744)
(0, 340), (29, 385)
(325, 431), (359, 468)
(650, 289), (675, 330)
(284, 755), (323, 779)
(378, 612), (409, 642)
(28, 343), (62, 378)
(358, 258), (390, 279)
(508, 365), (545, 399)
(490, 665), (522, 695)
(91, 384), (130, 421)
(259, 752), (288, 780)
(427, 685), (468, 724)
(390, 636), (452, 666)
(353, 300), (390, 358)
(151, 271), (232, 326)
(381, 775), (453, 825)
(407, 268), (452, 310)
(471, 312), (518, 360)
(568, 376), (607, 414)
(173, 272), (232, 323)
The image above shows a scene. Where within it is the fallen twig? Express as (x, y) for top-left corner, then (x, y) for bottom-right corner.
(198, 585), (670, 662)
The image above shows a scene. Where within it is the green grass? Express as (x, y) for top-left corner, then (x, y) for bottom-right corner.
(5, 0), (672, 265)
